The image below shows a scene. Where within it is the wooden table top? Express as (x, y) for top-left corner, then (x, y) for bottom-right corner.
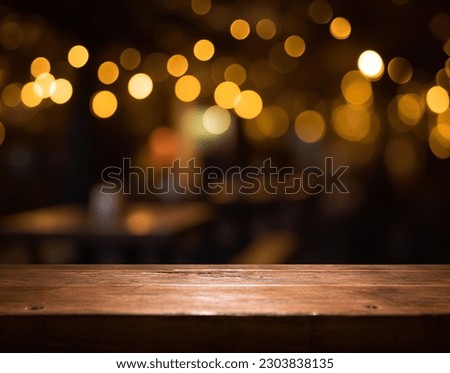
(1, 265), (449, 316)
(1, 265), (449, 352)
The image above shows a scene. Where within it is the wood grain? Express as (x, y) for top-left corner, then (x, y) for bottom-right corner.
(0, 265), (449, 352)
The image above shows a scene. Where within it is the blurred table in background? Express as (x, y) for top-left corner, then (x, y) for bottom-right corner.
(0, 265), (449, 352)
(0, 202), (214, 263)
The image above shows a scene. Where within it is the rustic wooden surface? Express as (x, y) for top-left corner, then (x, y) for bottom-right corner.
(0, 265), (449, 352)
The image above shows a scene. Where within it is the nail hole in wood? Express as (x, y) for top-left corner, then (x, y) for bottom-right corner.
(366, 304), (379, 310)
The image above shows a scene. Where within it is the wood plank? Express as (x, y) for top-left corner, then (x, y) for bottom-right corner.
(0, 265), (449, 352)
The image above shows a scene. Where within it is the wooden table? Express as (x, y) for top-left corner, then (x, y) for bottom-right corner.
(1, 265), (449, 352)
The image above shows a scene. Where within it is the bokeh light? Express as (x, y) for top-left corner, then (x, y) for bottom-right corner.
(430, 13), (450, 42)
(193, 39), (215, 61)
(175, 75), (201, 102)
(253, 105), (289, 138)
(332, 104), (371, 142)
(50, 79), (73, 104)
(148, 126), (178, 166)
(126, 210), (155, 235)
(256, 19), (277, 40)
(284, 35), (306, 58)
(444, 39), (450, 56)
(191, 0), (211, 15)
(426, 86), (449, 114)
(233, 90), (263, 119)
(34, 73), (56, 98)
(230, 19), (250, 40)
(341, 70), (372, 106)
(120, 48), (141, 70)
(128, 73), (153, 100)
(21, 82), (42, 108)
(388, 57), (413, 84)
(308, 0), (333, 24)
(295, 110), (326, 143)
(436, 123), (450, 147)
(0, 121), (4, 146)
(202, 105), (232, 135)
(91, 91), (118, 119)
(358, 50), (384, 80)
(167, 54), (188, 77)
(214, 81), (240, 109)
(2, 83), (21, 107)
(224, 63), (246, 86)
(429, 126), (450, 159)
(329, 17), (351, 40)
(98, 61), (119, 85)
(67, 45), (89, 68)
(30, 57), (50, 78)
(397, 94), (424, 126)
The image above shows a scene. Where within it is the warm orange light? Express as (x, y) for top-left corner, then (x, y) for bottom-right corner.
(21, 82), (42, 108)
(358, 50), (384, 80)
(91, 91), (118, 119)
(426, 86), (449, 114)
(397, 94), (424, 126)
(191, 0), (211, 15)
(284, 35), (306, 57)
(341, 70), (372, 106)
(329, 17), (351, 40)
(224, 63), (246, 86)
(332, 105), (371, 142)
(98, 61), (119, 85)
(128, 73), (153, 100)
(387, 57), (413, 84)
(167, 54), (188, 77)
(254, 105), (289, 138)
(0, 121), (4, 146)
(256, 19), (277, 40)
(175, 75), (201, 102)
(230, 19), (250, 40)
(295, 110), (326, 143)
(120, 48), (141, 70)
(193, 39), (215, 61)
(30, 57), (51, 78)
(50, 79), (73, 104)
(68, 45), (89, 68)
(34, 73), (56, 98)
(2, 83), (21, 107)
(308, 0), (333, 24)
(214, 81), (241, 109)
(234, 90), (263, 119)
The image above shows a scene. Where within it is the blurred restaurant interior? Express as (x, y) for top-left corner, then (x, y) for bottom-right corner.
(0, 0), (449, 265)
